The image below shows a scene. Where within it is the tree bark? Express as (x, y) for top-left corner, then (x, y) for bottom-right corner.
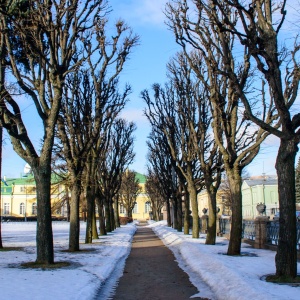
(188, 183), (199, 238)
(109, 199), (115, 230)
(114, 197), (120, 228)
(34, 168), (54, 264)
(92, 211), (98, 239)
(206, 190), (217, 245)
(183, 192), (190, 235)
(85, 184), (94, 244)
(69, 183), (81, 251)
(166, 199), (171, 227)
(104, 200), (112, 232)
(97, 199), (106, 236)
(177, 193), (183, 232)
(227, 171), (243, 255)
(172, 197), (178, 229)
(275, 138), (298, 278)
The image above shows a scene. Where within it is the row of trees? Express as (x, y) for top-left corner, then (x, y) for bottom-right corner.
(143, 0), (300, 280)
(0, 0), (140, 264)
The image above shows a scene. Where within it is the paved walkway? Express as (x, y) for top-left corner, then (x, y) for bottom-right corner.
(112, 223), (210, 300)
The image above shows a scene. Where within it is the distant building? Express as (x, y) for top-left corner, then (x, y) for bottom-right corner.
(1, 171), (150, 221)
(196, 175), (280, 220)
(198, 182), (231, 217)
(118, 173), (152, 220)
(242, 175), (278, 219)
(0, 174), (66, 220)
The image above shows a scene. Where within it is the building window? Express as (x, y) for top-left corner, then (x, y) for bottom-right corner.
(132, 202), (138, 214)
(119, 203), (126, 214)
(4, 203), (9, 215)
(145, 201), (151, 213)
(20, 203), (25, 215)
(32, 202), (37, 215)
(20, 186), (25, 192)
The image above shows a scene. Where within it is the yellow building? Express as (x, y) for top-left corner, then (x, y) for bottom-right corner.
(197, 183), (231, 217)
(1, 172), (151, 221)
(0, 174), (67, 221)
(119, 173), (151, 220)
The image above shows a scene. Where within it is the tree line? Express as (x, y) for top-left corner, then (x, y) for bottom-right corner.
(0, 0), (141, 263)
(0, 0), (299, 282)
(143, 0), (300, 281)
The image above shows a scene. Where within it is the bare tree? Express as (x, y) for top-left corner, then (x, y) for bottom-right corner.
(146, 130), (181, 229)
(204, 0), (300, 279)
(143, 82), (203, 238)
(0, 0), (107, 264)
(119, 170), (142, 218)
(167, 52), (223, 244)
(145, 172), (165, 221)
(96, 119), (136, 233)
(57, 14), (137, 250)
(166, 0), (272, 255)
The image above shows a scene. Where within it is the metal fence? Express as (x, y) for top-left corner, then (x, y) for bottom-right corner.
(242, 220), (255, 240)
(219, 218), (300, 251)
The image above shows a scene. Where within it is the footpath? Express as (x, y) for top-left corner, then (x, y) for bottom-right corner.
(112, 222), (210, 300)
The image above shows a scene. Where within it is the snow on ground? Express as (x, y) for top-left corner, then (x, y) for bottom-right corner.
(0, 221), (135, 300)
(0, 220), (299, 300)
(149, 221), (300, 300)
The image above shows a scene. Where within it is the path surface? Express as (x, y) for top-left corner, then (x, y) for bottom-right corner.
(112, 222), (210, 300)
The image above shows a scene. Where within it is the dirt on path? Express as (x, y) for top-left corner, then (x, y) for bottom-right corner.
(112, 222), (210, 300)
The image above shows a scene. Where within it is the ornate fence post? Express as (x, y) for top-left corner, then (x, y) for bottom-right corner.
(254, 216), (269, 249)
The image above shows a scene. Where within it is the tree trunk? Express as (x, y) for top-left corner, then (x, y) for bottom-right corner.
(34, 168), (54, 264)
(97, 200), (106, 236)
(206, 189), (217, 245)
(114, 197), (120, 228)
(166, 199), (172, 227)
(275, 138), (298, 278)
(85, 184), (94, 244)
(126, 204), (132, 218)
(172, 197), (178, 229)
(69, 183), (81, 251)
(66, 189), (70, 222)
(183, 187), (190, 235)
(188, 183), (199, 238)
(92, 211), (98, 239)
(177, 192), (183, 232)
(227, 171), (242, 255)
(104, 200), (112, 232)
(109, 199), (115, 230)
(156, 207), (161, 221)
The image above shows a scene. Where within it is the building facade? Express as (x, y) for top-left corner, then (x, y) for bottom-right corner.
(197, 176), (280, 220)
(1, 172), (151, 221)
(118, 173), (152, 220)
(1, 174), (67, 220)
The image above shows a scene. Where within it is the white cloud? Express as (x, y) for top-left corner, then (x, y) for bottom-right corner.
(119, 107), (149, 124)
(111, 0), (168, 27)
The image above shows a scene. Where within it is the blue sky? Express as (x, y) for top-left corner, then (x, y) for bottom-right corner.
(2, 0), (297, 178)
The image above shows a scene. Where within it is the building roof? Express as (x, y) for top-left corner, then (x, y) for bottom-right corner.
(243, 178), (278, 187)
(135, 172), (146, 184)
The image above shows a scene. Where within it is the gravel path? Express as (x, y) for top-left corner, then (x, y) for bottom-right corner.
(112, 223), (210, 300)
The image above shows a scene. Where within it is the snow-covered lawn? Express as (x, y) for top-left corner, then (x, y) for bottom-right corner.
(0, 221), (135, 300)
(0, 220), (299, 300)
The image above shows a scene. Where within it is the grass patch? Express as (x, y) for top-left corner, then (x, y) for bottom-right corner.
(265, 274), (300, 284)
(0, 247), (23, 252)
(21, 261), (70, 270)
